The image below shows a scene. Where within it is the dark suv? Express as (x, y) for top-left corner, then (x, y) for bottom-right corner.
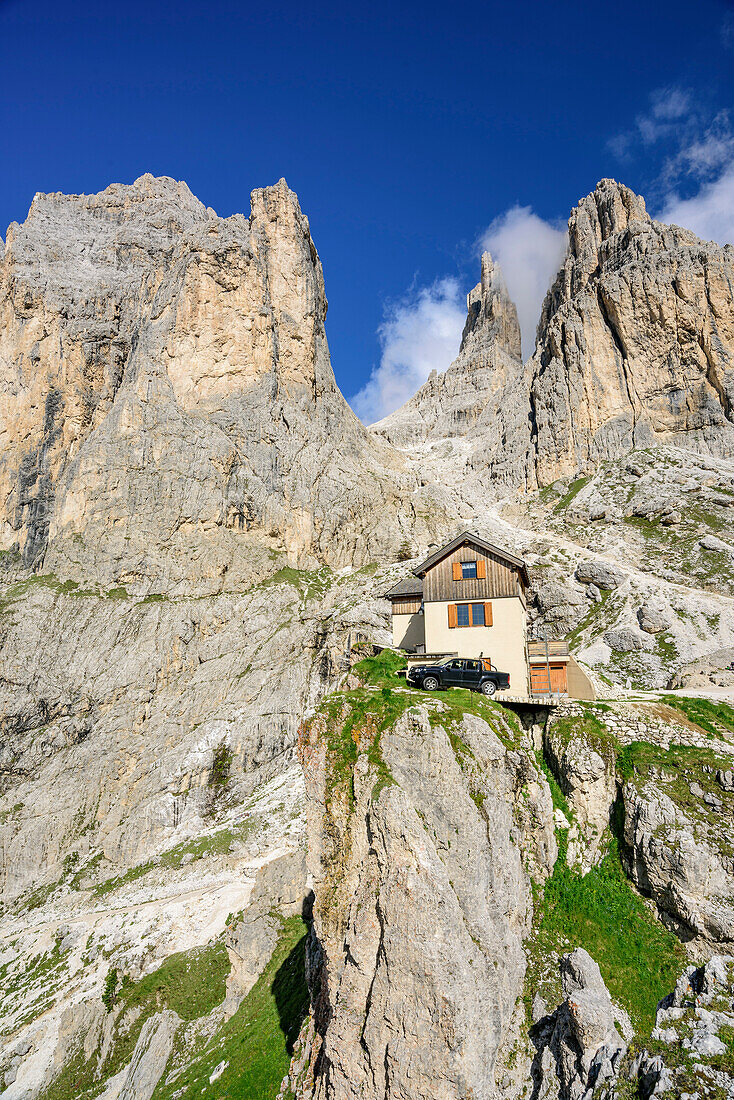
(407, 658), (510, 696)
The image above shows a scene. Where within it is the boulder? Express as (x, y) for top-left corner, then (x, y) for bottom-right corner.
(575, 561), (625, 590)
(700, 535), (730, 552)
(637, 604), (670, 634)
(604, 627), (649, 652)
(531, 949), (628, 1100)
(535, 583), (585, 612)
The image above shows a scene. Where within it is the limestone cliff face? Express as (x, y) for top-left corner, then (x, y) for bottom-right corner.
(285, 695), (555, 1100)
(372, 251), (523, 449)
(0, 175), (448, 592)
(529, 179), (734, 484)
(373, 180), (734, 495)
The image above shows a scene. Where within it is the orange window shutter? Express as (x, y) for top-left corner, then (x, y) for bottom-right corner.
(452, 562), (462, 581)
(448, 603), (458, 628)
(484, 602), (493, 626)
(476, 558), (486, 579)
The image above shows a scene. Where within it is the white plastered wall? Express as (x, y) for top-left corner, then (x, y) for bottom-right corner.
(392, 612), (425, 651)
(423, 597), (528, 693)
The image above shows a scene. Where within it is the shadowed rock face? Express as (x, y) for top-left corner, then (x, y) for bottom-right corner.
(0, 175), (449, 592)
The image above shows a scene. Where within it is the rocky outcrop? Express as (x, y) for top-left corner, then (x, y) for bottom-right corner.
(535, 954), (734, 1100)
(102, 1009), (181, 1100)
(531, 949), (629, 1100)
(621, 765), (734, 944)
(373, 180), (734, 497)
(575, 561), (625, 591)
(372, 251), (523, 449)
(529, 179), (734, 483)
(543, 721), (617, 872)
(595, 955), (734, 1099)
(0, 175), (450, 592)
(287, 694), (555, 1099)
(224, 848), (308, 1012)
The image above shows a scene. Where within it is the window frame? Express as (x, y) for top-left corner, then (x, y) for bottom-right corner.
(452, 602), (487, 627)
(448, 601), (493, 628)
(460, 560), (478, 579)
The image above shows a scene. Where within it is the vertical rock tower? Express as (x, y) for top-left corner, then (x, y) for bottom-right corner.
(371, 251), (522, 448)
(0, 176), (450, 591)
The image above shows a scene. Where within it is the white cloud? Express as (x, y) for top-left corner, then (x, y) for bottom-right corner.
(480, 206), (567, 359)
(610, 85), (734, 247)
(665, 112), (734, 180)
(660, 161), (734, 245)
(351, 278), (465, 424)
(610, 86), (702, 164)
(649, 87), (691, 121)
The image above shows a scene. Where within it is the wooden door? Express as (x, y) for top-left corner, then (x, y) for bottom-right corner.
(530, 664), (550, 694)
(530, 663), (568, 695)
(550, 663), (568, 694)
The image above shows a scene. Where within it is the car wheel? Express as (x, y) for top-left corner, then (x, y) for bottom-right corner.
(422, 676), (439, 691)
(481, 680), (497, 696)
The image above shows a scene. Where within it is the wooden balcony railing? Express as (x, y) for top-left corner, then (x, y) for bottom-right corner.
(527, 639), (570, 659)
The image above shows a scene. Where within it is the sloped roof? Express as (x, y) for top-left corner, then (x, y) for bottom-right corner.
(413, 531), (529, 584)
(385, 576), (424, 599)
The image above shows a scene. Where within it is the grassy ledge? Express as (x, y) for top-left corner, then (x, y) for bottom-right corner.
(37, 942), (230, 1100)
(151, 916), (309, 1100)
(659, 694), (734, 738)
(526, 830), (685, 1034)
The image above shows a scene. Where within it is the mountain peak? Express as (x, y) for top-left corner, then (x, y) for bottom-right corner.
(460, 250), (521, 361)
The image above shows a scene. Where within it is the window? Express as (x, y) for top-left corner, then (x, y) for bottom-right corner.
(466, 660), (480, 671)
(457, 603), (485, 627)
(452, 558), (487, 581)
(448, 602), (493, 628)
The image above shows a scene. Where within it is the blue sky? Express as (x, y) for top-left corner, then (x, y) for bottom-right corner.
(2, 0), (734, 421)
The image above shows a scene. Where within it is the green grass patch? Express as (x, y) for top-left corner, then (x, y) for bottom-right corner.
(316, 685), (412, 806)
(547, 712), (618, 765)
(351, 648), (406, 686)
(529, 837), (685, 1033)
(623, 515), (661, 539)
(0, 940), (68, 1033)
(535, 752), (573, 820)
(260, 566), (333, 602)
(659, 695), (734, 738)
(425, 687), (522, 749)
(151, 917), (309, 1100)
(120, 943), (229, 1022)
(37, 942), (230, 1100)
(553, 476), (590, 512)
(106, 586), (129, 599)
(93, 829), (237, 896)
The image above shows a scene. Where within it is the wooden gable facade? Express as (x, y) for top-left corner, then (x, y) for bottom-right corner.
(417, 535), (527, 606)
